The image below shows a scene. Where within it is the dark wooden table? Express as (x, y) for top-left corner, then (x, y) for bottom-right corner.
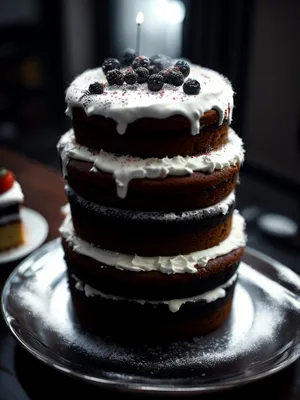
(0, 146), (299, 399)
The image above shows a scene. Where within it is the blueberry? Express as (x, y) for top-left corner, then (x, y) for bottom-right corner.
(132, 56), (150, 69)
(150, 53), (172, 65)
(147, 65), (157, 75)
(174, 60), (190, 78)
(164, 68), (184, 86)
(135, 67), (149, 83)
(88, 82), (104, 94)
(102, 58), (120, 75)
(124, 70), (137, 84)
(151, 58), (171, 73)
(183, 78), (201, 95)
(119, 48), (136, 67)
(147, 74), (164, 91)
(147, 64), (161, 75)
(106, 69), (124, 86)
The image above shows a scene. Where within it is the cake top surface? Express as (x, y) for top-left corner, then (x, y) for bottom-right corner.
(65, 64), (234, 135)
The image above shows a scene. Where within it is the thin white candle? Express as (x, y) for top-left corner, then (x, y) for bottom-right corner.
(136, 12), (144, 56)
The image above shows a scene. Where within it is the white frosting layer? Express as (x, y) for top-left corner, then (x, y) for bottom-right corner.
(72, 273), (238, 313)
(58, 128), (244, 198)
(65, 65), (234, 136)
(0, 182), (24, 206)
(60, 210), (245, 274)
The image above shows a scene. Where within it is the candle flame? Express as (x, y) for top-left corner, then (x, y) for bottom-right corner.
(136, 12), (144, 25)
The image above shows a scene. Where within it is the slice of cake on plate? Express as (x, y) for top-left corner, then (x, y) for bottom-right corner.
(0, 167), (25, 252)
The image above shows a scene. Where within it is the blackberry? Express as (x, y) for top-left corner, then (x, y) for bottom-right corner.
(106, 69), (124, 86)
(88, 82), (104, 94)
(183, 78), (201, 95)
(132, 56), (150, 69)
(124, 70), (137, 84)
(102, 58), (120, 75)
(135, 67), (149, 83)
(158, 69), (169, 82)
(165, 68), (184, 86)
(119, 48), (136, 67)
(174, 60), (190, 78)
(147, 74), (164, 91)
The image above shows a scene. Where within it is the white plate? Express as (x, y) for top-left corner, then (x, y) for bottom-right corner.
(0, 207), (49, 264)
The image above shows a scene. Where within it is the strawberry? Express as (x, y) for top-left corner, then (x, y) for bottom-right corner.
(0, 168), (15, 194)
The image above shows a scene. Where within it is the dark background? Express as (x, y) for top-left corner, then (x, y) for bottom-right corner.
(0, 0), (300, 276)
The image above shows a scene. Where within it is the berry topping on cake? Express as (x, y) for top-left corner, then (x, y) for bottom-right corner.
(148, 74), (164, 91)
(174, 60), (190, 78)
(158, 69), (169, 80)
(165, 68), (184, 86)
(124, 70), (137, 85)
(147, 65), (157, 75)
(135, 67), (149, 83)
(150, 58), (171, 74)
(183, 78), (201, 94)
(132, 56), (150, 69)
(149, 53), (172, 66)
(124, 70), (138, 84)
(119, 48), (136, 67)
(0, 168), (15, 194)
(88, 82), (104, 94)
(106, 69), (124, 86)
(102, 58), (120, 75)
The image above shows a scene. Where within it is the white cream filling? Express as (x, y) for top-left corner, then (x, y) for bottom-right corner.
(65, 65), (234, 136)
(0, 182), (24, 206)
(60, 210), (245, 274)
(58, 128), (244, 198)
(72, 273), (238, 313)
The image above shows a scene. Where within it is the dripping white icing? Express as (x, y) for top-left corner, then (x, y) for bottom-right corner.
(72, 273), (238, 313)
(0, 182), (24, 206)
(60, 210), (245, 274)
(58, 128), (244, 198)
(65, 65), (234, 136)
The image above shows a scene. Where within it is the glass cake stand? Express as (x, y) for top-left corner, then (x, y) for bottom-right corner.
(2, 239), (300, 395)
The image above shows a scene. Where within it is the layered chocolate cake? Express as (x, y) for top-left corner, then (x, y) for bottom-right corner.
(58, 53), (246, 342)
(0, 167), (25, 252)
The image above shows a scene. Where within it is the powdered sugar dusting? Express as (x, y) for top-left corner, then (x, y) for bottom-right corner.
(68, 187), (235, 223)
(7, 245), (299, 382)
